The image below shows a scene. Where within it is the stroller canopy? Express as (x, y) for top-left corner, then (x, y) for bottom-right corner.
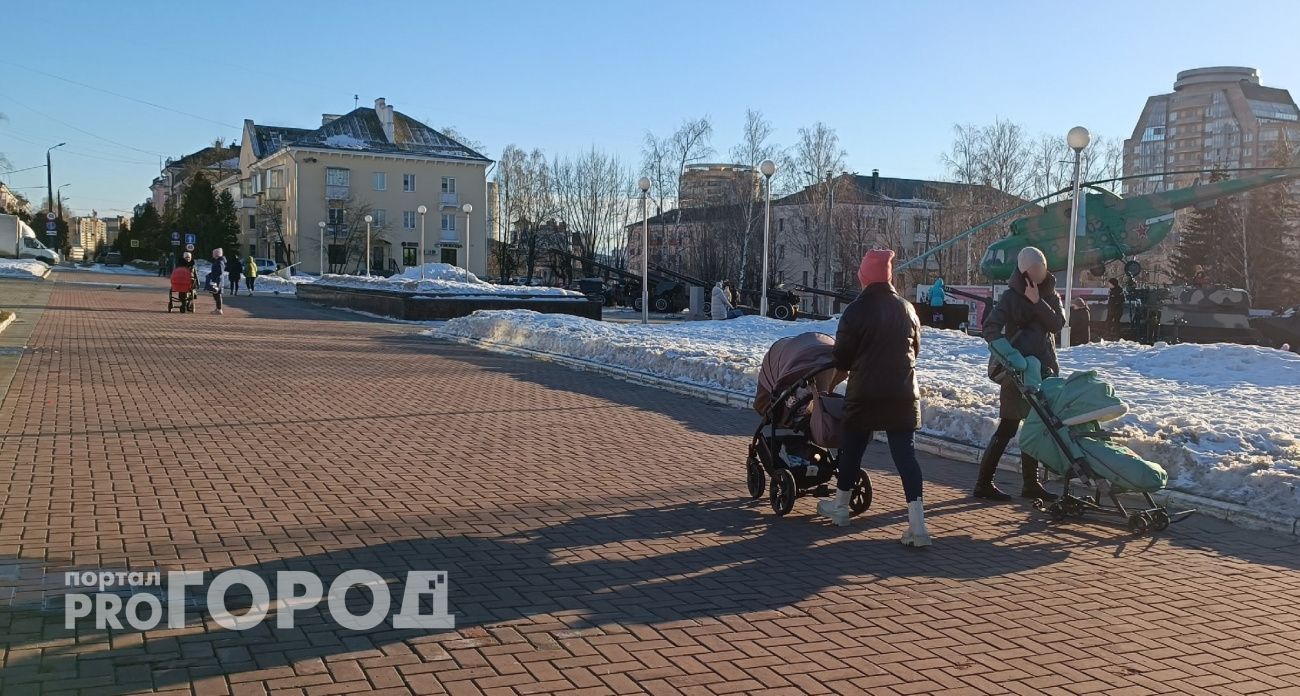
(754, 332), (836, 414)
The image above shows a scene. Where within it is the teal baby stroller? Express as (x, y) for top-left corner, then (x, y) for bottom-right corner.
(989, 338), (1194, 535)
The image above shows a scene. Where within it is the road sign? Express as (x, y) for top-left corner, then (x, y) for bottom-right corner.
(46, 212), (56, 221)
(170, 231), (180, 247)
(45, 221), (57, 232)
(183, 233), (196, 246)
(130, 239), (140, 248)
(185, 243), (195, 252)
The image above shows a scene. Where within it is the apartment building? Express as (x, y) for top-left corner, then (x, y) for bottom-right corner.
(237, 98), (492, 275)
(150, 145), (241, 213)
(678, 163), (759, 207)
(72, 213), (108, 254)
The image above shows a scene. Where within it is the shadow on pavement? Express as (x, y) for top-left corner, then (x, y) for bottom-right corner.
(0, 499), (1068, 693)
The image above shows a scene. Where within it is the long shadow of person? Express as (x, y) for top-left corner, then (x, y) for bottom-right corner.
(0, 499), (1067, 694)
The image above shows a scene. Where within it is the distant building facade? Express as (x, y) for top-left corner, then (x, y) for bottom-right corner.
(238, 98), (492, 275)
(0, 182), (29, 215)
(678, 163), (759, 207)
(150, 145), (241, 213)
(72, 214), (108, 254)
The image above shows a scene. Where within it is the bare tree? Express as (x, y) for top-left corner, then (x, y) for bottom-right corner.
(943, 119), (1033, 197)
(317, 196), (377, 274)
(729, 109), (783, 290)
(551, 146), (636, 275)
(786, 122), (847, 312)
(640, 116), (713, 267)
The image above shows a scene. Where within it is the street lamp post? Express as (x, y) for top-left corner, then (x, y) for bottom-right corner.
(364, 214), (373, 277)
(417, 204), (428, 280)
(638, 177), (651, 325)
(46, 143), (65, 219)
(318, 221), (326, 276)
(461, 203), (473, 283)
(57, 184), (71, 220)
(1061, 126), (1090, 349)
(759, 159), (777, 318)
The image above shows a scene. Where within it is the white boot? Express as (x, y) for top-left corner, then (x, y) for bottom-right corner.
(901, 498), (931, 547)
(816, 488), (851, 527)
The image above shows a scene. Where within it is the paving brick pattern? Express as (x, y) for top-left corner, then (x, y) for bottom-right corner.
(1, 277), (1299, 695)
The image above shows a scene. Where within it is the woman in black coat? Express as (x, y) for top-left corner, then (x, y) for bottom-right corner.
(973, 246), (1065, 502)
(817, 249), (929, 547)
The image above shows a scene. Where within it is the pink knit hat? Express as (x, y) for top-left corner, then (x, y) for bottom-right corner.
(857, 249), (895, 287)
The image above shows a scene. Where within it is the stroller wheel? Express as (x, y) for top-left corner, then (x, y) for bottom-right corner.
(1128, 513), (1150, 536)
(769, 469), (796, 516)
(746, 457), (765, 500)
(1047, 502), (1067, 522)
(1150, 510), (1170, 531)
(849, 471), (872, 516)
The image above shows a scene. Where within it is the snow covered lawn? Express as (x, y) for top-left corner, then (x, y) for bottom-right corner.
(61, 263), (155, 276)
(436, 311), (1300, 517)
(315, 263), (583, 298)
(0, 259), (51, 279)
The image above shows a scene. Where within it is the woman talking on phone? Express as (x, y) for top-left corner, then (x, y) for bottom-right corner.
(973, 246), (1065, 502)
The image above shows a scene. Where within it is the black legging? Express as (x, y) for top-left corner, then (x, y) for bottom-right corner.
(977, 417), (1040, 487)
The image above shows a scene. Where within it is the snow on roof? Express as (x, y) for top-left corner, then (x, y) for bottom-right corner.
(252, 108), (490, 163)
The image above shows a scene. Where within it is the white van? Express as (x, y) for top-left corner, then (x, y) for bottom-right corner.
(1, 214), (63, 265)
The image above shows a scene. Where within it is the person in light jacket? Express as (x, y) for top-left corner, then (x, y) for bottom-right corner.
(245, 255), (258, 292)
(711, 281), (741, 320)
(973, 246), (1065, 502)
(817, 249), (929, 546)
(928, 276), (947, 327)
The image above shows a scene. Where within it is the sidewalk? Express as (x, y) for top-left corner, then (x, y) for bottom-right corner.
(1, 281), (1298, 695)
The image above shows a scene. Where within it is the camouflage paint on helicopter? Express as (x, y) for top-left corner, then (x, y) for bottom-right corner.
(979, 169), (1300, 281)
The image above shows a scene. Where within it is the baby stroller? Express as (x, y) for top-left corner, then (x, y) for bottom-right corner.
(168, 266), (197, 313)
(747, 332), (872, 516)
(989, 338), (1194, 535)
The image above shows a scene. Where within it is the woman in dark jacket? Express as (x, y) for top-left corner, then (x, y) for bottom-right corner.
(227, 254), (243, 295)
(817, 249), (929, 546)
(974, 246), (1065, 502)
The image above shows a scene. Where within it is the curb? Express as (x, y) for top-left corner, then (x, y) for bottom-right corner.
(432, 330), (1300, 537)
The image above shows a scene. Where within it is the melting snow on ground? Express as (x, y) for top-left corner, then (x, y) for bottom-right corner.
(314, 263), (584, 298)
(436, 310), (1300, 516)
(0, 259), (50, 279)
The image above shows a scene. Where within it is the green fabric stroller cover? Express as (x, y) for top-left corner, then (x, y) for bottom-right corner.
(989, 339), (1169, 494)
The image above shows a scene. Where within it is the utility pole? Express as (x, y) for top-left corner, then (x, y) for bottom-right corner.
(824, 170), (834, 314)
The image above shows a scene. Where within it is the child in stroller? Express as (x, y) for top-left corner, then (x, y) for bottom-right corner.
(746, 332), (872, 517)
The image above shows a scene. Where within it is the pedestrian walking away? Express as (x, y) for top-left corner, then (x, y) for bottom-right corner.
(816, 248), (930, 547)
(207, 248), (226, 315)
(245, 255), (257, 292)
(1106, 277), (1125, 339)
(227, 254), (243, 296)
(974, 246), (1065, 502)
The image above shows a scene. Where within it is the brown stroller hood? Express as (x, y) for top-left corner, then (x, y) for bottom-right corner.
(754, 332), (838, 414)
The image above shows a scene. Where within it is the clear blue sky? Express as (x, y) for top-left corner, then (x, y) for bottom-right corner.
(2, 0), (1298, 218)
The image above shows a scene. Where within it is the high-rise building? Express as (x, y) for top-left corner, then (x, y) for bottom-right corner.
(678, 163), (759, 208)
(1123, 67), (1300, 281)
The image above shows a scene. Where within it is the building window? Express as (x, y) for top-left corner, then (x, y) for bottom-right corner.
(441, 176), (456, 194)
(778, 244), (785, 260)
(402, 244), (419, 267)
(441, 248), (458, 265)
(247, 214), (256, 230)
(326, 168), (350, 187)
(403, 211), (417, 230)
(328, 208), (346, 226)
(803, 216), (809, 229)
(374, 209), (386, 227)
(802, 271), (809, 285)
(777, 271), (784, 284)
(373, 172), (387, 191)
(834, 271), (844, 288)
(441, 213), (456, 232)
(779, 218), (784, 232)
(403, 174), (416, 192)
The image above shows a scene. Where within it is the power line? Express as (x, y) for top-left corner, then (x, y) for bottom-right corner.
(0, 93), (165, 158)
(0, 59), (239, 130)
(0, 131), (156, 165)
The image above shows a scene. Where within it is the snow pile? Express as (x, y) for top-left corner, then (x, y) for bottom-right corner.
(437, 311), (1300, 516)
(62, 263), (155, 276)
(316, 264), (583, 298)
(0, 259), (50, 279)
(323, 133), (368, 150)
(253, 275), (312, 294)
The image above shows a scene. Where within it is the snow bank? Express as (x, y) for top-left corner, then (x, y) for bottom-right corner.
(252, 275), (312, 294)
(0, 259), (50, 279)
(61, 263), (155, 276)
(315, 263), (583, 298)
(437, 311), (1300, 516)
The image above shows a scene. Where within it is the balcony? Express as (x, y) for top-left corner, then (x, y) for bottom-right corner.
(440, 192), (459, 207)
(264, 187), (286, 201)
(326, 185), (350, 201)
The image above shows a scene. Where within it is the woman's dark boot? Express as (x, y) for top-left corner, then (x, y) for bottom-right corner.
(1020, 455), (1057, 501)
(973, 438), (1012, 502)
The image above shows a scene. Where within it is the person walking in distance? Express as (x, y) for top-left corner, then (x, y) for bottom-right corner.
(973, 246), (1065, 502)
(245, 254), (258, 293)
(227, 253), (243, 296)
(207, 248), (227, 315)
(1106, 278), (1125, 339)
(1069, 297), (1091, 346)
(816, 249), (930, 547)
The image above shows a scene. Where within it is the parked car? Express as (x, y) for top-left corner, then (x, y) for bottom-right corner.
(253, 258), (278, 275)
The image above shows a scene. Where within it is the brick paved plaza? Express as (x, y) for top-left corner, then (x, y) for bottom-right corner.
(1, 273), (1299, 696)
